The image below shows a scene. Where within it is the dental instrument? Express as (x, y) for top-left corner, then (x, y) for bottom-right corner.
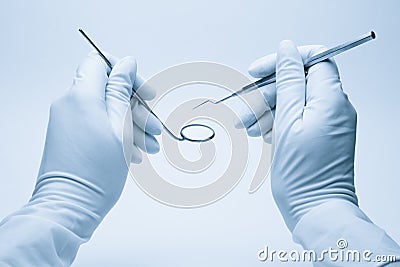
(193, 31), (376, 109)
(79, 29), (215, 142)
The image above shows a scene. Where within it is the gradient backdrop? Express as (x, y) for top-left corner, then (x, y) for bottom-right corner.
(0, 1), (399, 266)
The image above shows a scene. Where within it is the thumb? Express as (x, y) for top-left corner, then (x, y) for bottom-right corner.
(275, 40), (305, 133)
(106, 56), (137, 140)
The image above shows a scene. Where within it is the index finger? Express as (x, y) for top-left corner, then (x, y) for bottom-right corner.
(248, 45), (327, 78)
(133, 76), (157, 101)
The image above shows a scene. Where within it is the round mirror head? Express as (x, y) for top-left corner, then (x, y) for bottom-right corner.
(180, 123), (215, 142)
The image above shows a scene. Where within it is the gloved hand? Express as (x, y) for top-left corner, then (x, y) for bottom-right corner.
(0, 51), (162, 266)
(36, 50), (162, 230)
(235, 45), (345, 144)
(237, 42), (358, 231)
(242, 41), (400, 266)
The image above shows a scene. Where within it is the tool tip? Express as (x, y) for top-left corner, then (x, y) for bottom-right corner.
(371, 31), (376, 39)
(193, 100), (211, 110)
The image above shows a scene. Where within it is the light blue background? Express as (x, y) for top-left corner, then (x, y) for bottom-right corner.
(0, 1), (399, 266)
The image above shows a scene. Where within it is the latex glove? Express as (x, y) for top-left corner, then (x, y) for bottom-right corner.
(0, 51), (161, 266)
(249, 41), (400, 266)
(239, 42), (358, 228)
(37, 50), (162, 216)
(233, 82), (275, 143)
(235, 46), (335, 144)
(269, 40), (358, 230)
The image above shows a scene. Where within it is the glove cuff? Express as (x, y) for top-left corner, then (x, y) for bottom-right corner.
(29, 172), (105, 239)
(292, 200), (400, 266)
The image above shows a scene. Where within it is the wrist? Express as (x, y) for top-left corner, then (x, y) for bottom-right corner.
(29, 172), (106, 238)
(291, 199), (400, 266)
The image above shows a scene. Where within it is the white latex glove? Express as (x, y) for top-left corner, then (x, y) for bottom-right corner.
(236, 43), (360, 229)
(0, 51), (161, 266)
(237, 42), (357, 230)
(235, 46), (338, 144)
(270, 40), (358, 230)
(243, 41), (400, 266)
